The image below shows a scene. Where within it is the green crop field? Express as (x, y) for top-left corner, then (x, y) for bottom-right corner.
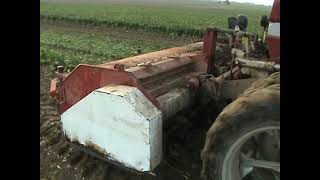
(40, 1), (271, 37)
(40, 26), (178, 70)
(40, 1), (271, 71)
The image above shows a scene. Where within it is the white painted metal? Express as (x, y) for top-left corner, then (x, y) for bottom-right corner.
(268, 22), (280, 37)
(61, 85), (162, 172)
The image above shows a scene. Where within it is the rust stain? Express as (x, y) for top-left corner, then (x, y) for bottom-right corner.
(49, 78), (58, 98)
(85, 140), (108, 155)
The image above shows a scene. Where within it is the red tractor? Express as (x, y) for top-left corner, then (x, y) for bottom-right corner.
(50, 0), (280, 179)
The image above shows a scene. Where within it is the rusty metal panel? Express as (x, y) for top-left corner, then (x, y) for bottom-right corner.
(58, 64), (159, 114)
(55, 42), (209, 114)
(267, 0), (280, 63)
(203, 28), (218, 73)
(269, 0), (280, 23)
(99, 42), (203, 68)
(49, 78), (58, 98)
(128, 54), (195, 80)
(267, 36), (280, 64)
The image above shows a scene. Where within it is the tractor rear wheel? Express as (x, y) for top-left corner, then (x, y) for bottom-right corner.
(200, 73), (280, 180)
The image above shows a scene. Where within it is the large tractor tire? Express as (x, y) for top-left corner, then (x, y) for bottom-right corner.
(201, 72), (280, 180)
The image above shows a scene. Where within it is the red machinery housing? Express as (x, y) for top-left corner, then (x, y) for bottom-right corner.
(267, 0), (280, 63)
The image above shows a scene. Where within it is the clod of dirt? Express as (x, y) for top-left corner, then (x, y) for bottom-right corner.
(57, 142), (70, 156)
(69, 150), (85, 166)
(191, 164), (198, 169)
(81, 159), (98, 178)
(47, 128), (62, 145)
(41, 121), (60, 136)
(169, 148), (180, 158)
(53, 169), (78, 180)
(84, 161), (109, 180)
(40, 140), (48, 149)
(106, 168), (130, 180)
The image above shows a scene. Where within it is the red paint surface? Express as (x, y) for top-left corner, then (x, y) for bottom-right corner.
(50, 78), (58, 98)
(268, 0), (280, 63)
(270, 0), (280, 23)
(203, 29), (217, 73)
(267, 36), (280, 64)
(58, 64), (159, 113)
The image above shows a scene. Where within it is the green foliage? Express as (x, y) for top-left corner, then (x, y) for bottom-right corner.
(40, 2), (271, 70)
(40, 2), (271, 37)
(40, 28), (174, 70)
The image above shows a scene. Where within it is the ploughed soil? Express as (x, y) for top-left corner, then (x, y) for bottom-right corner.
(40, 22), (226, 180)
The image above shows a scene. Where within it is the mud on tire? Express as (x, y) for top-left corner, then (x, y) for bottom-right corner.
(200, 72), (280, 180)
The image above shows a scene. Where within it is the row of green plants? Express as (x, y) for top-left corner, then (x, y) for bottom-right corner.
(41, 14), (205, 37)
(40, 2), (271, 38)
(40, 29), (174, 71)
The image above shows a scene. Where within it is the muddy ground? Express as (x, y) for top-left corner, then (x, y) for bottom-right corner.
(40, 22), (226, 180)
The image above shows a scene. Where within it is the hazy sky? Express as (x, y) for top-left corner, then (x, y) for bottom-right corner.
(231, 0), (274, 6)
